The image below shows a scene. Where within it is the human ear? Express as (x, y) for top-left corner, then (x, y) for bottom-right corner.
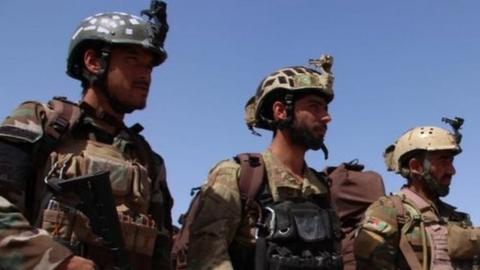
(409, 158), (424, 176)
(272, 101), (287, 121)
(83, 49), (102, 75)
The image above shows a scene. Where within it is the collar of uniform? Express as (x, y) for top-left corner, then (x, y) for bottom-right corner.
(262, 150), (328, 201)
(79, 101), (126, 135)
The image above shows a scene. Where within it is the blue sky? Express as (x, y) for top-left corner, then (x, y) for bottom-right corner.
(1, 1), (479, 225)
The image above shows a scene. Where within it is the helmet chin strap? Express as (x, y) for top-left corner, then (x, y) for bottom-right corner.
(87, 47), (131, 115)
(320, 142), (329, 160)
(421, 157), (449, 197)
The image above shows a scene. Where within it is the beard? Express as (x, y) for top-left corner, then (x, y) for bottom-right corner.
(108, 93), (146, 114)
(288, 119), (326, 151)
(422, 173), (450, 198)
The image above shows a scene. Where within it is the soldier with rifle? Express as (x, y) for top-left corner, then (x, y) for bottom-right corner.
(0, 1), (173, 269)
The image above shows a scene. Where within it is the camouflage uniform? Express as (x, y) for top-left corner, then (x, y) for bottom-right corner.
(354, 189), (472, 270)
(355, 124), (479, 270)
(0, 100), (173, 269)
(175, 56), (340, 270)
(186, 150), (334, 270)
(0, 195), (72, 270)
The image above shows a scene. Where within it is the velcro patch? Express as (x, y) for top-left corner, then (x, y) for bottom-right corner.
(363, 216), (393, 234)
(0, 125), (42, 143)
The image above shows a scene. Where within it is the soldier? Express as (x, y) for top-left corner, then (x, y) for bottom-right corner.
(0, 2), (173, 269)
(175, 56), (343, 269)
(0, 195), (95, 269)
(354, 120), (480, 269)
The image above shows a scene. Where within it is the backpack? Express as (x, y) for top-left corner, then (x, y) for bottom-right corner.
(324, 160), (385, 270)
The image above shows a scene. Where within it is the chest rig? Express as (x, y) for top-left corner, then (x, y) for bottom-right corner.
(230, 153), (343, 270)
(394, 188), (453, 270)
(34, 97), (171, 263)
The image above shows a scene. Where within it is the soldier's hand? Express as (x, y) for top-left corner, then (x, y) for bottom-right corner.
(56, 256), (96, 270)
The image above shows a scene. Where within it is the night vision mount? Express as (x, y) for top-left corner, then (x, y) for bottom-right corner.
(141, 0), (169, 47)
(442, 116), (464, 144)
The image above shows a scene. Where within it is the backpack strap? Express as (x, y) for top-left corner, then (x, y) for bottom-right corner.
(43, 96), (82, 142)
(399, 189), (453, 270)
(391, 195), (423, 270)
(234, 153), (265, 200)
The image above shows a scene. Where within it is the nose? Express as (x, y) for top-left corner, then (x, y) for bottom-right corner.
(321, 112), (332, 124)
(448, 162), (456, 176)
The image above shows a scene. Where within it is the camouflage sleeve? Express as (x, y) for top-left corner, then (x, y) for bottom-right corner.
(186, 160), (242, 270)
(150, 154), (174, 270)
(0, 101), (46, 214)
(0, 101), (46, 144)
(354, 196), (400, 270)
(0, 195), (72, 270)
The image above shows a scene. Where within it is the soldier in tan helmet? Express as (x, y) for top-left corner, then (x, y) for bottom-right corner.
(354, 118), (480, 270)
(172, 56), (343, 270)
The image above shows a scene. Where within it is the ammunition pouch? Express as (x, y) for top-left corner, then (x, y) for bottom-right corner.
(46, 138), (153, 214)
(448, 224), (480, 260)
(120, 213), (157, 256)
(42, 199), (157, 257)
(255, 200), (342, 270)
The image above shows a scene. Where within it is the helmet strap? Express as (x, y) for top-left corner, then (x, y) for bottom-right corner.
(87, 46), (132, 114)
(275, 93), (294, 130)
(320, 142), (329, 160)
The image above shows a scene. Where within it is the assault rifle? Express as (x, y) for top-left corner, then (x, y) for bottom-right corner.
(47, 171), (131, 270)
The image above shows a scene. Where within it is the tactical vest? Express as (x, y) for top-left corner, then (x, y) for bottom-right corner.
(254, 196), (343, 270)
(393, 188), (480, 270)
(394, 188), (453, 270)
(172, 153), (342, 270)
(229, 154), (342, 270)
(32, 97), (172, 269)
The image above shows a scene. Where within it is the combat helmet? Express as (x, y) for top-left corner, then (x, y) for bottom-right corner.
(383, 117), (464, 196)
(67, 0), (168, 82)
(245, 55), (335, 132)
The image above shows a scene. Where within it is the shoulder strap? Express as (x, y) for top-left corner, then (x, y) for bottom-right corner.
(34, 97), (82, 224)
(43, 96), (82, 141)
(234, 153), (265, 200)
(391, 194), (423, 270)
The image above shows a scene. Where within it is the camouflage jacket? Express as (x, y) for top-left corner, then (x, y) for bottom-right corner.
(185, 150), (336, 270)
(0, 99), (173, 269)
(0, 195), (73, 270)
(354, 187), (473, 270)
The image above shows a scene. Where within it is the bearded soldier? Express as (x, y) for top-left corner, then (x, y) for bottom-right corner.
(355, 119), (480, 270)
(173, 56), (343, 270)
